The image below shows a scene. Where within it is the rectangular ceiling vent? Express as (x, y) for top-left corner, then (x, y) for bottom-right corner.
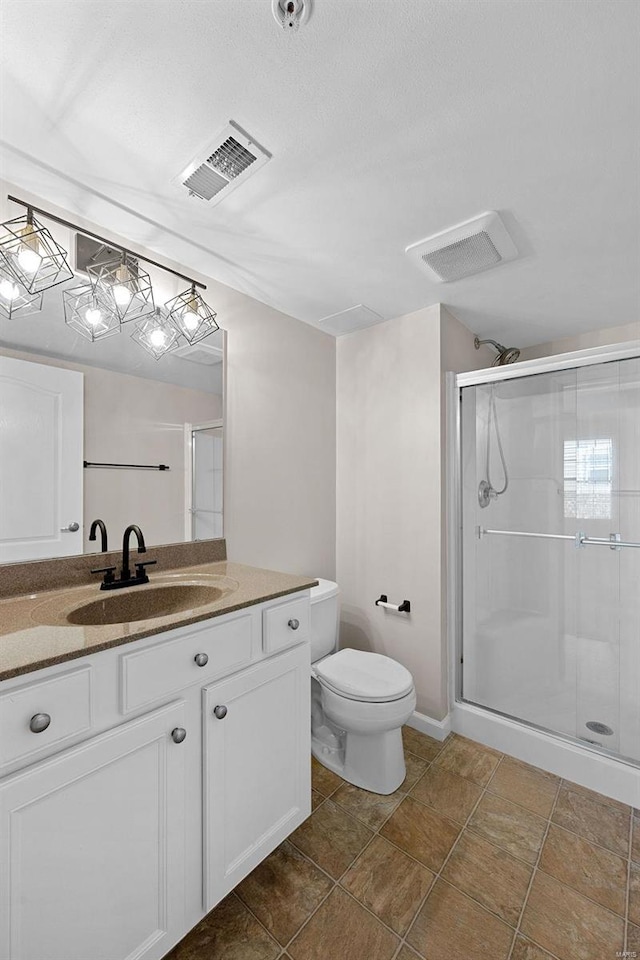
(317, 304), (384, 337)
(173, 332), (223, 365)
(405, 211), (518, 282)
(174, 121), (271, 205)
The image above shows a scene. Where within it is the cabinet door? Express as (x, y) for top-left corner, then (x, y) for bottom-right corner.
(0, 701), (187, 960)
(203, 645), (311, 910)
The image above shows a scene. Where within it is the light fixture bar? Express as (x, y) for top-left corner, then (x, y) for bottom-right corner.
(6, 195), (206, 291)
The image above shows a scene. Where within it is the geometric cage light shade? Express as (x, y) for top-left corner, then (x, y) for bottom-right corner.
(87, 253), (155, 324)
(0, 259), (44, 319)
(0, 211), (74, 294)
(165, 284), (219, 345)
(63, 283), (121, 342)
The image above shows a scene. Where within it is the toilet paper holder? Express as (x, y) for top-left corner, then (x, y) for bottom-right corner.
(375, 595), (411, 613)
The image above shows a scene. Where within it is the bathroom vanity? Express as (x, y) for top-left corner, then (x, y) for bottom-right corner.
(0, 559), (314, 960)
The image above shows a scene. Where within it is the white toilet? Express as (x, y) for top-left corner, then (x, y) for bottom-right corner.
(310, 579), (416, 795)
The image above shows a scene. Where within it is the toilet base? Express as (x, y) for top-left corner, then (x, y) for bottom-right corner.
(310, 675), (416, 795)
(313, 727), (407, 795)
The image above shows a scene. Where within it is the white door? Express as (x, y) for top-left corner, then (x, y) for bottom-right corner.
(203, 645), (311, 910)
(0, 701), (187, 960)
(0, 356), (83, 562)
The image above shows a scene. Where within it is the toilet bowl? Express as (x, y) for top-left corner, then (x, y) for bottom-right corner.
(309, 580), (416, 795)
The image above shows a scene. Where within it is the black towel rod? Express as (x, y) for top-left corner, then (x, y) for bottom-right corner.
(83, 461), (170, 471)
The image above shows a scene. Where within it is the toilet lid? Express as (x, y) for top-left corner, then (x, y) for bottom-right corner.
(314, 649), (414, 703)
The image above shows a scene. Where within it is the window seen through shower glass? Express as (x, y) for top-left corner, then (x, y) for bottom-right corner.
(563, 438), (613, 519)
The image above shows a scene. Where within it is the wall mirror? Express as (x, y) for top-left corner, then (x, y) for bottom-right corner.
(0, 245), (224, 565)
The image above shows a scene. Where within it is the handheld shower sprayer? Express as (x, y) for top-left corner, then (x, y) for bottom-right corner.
(474, 337), (521, 366)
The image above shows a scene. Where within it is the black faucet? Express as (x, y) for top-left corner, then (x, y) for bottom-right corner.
(88, 518), (108, 552)
(91, 524), (156, 590)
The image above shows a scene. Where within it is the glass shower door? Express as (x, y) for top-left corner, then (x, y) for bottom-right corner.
(460, 357), (640, 764)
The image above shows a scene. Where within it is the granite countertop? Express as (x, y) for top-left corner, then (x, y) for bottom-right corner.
(0, 561), (317, 682)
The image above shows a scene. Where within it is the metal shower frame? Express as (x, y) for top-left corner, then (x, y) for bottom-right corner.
(447, 338), (640, 768)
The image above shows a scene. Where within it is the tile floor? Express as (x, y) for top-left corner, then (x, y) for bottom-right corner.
(164, 728), (640, 960)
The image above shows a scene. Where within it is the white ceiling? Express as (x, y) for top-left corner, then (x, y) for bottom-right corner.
(1, 0), (638, 348)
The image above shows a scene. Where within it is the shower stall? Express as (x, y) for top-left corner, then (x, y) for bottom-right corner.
(451, 343), (640, 804)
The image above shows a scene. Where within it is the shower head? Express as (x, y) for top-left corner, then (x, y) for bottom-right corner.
(474, 336), (521, 366)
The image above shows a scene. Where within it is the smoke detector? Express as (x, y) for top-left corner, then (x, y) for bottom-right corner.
(405, 212), (518, 282)
(272, 0), (311, 30)
(174, 121), (271, 204)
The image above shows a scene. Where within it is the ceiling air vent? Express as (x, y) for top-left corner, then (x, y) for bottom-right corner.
(405, 211), (518, 282)
(174, 121), (271, 205)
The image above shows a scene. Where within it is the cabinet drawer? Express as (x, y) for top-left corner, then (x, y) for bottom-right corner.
(0, 667), (92, 768)
(263, 595), (310, 654)
(120, 613), (256, 713)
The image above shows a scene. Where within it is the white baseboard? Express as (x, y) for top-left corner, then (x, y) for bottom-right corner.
(407, 710), (452, 742)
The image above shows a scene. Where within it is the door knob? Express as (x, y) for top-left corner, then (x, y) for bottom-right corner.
(171, 727), (187, 744)
(194, 652), (209, 667)
(213, 705), (228, 720)
(288, 618), (300, 630)
(30, 713), (51, 733)
(61, 522), (80, 533)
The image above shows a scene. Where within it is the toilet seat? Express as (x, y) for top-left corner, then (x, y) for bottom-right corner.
(314, 649), (414, 703)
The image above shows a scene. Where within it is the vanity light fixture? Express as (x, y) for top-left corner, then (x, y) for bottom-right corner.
(88, 253), (155, 324)
(0, 208), (74, 294)
(0, 261), (43, 319)
(4, 195), (218, 359)
(62, 283), (121, 342)
(165, 283), (219, 345)
(131, 307), (181, 360)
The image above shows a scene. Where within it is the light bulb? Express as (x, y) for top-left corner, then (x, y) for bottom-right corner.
(150, 329), (167, 348)
(17, 245), (43, 275)
(182, 307), (199, 331)
(0, 279), (19, 302)
(84, 306), (103, 327)
(112, 283), (132, 307)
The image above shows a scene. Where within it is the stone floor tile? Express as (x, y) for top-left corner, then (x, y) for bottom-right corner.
(433, 735), (502, 785)
(410, 764), (483, 824)
(441, 829), (532, 925)
(401, 726), (446, 762)
(379, 796), (460, 872)
(310, 756), (343, 798)
(289, 798), (373, 879)
(520, 871), (624, 960)
(488, 757), (559, 818)
(538, 823), (628, 916)
(167, 894), (280, 960)
(406, 879), (513, 960)
(341, 835), (434, 935)
(236, 841), (333, 945)
(468, 792), (547, 864)
(288, 887), (399, 960)
(332, 780), (403, 830)
(552, 786), (630, 857)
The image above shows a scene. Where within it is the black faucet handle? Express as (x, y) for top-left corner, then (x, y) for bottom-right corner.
(90, 565), (116, 585)
(135, 559), (157, 579)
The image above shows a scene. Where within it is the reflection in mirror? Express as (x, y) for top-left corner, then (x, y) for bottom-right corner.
(0, 271), (224, 564)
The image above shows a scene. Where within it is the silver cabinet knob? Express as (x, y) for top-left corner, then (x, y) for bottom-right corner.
(61, 522), (80, 533)
(288, 618), (300, 630)
(30, 713), (51, 734)
(213, 705), (228, 720)
(194, 652), (209, 667)
(171, 727), (187, 744)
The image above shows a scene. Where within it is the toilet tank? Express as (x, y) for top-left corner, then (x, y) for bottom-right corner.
(309, 579), (340, 663)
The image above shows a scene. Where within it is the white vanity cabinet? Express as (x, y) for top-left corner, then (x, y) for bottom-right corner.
(0, 701), (187, 960)
(204, 644), (310, 909)
(0, 591), (311, 960)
